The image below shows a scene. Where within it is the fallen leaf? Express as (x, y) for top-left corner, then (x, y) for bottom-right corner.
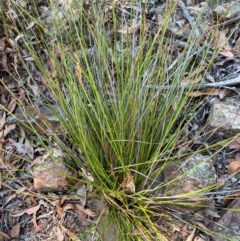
(75, 203), (95, 217)
(60, 224), (81, 241)
(220, 46), (235, 57)
(7, 98), (16, 113)
(10, 223), (20, 238)
(213, 28), (228, 49)
(182, 224), (188, 237)
(11, 204), (40, 217)
(182, 75), (202, 85)
(0, 230), (11, 239)
(189, 88), (221, 97)
(2, 54), (9, 72)
(16, 186), (27, 194)
(156, 14), (164, 25)
(63, 203), (95, 217)
(228, 161), (240, 175)
(229, 137), (240, 150)
(226, 158), (236, 163)
(182, 65), (206, 84)
(0, 39), (5, 51)
(33, 212), (43, 232)
(56, 200), (63, 218)
(121, 172), (135, 194)
(0, 112), (6, 129)
(3, 124), (16, 137)
(5, 193), (16, 206)
(26, 21), (35, 30)
(55, 226), (64, 241)
(186, 228), (196, 241)
(118, 23), (140, 34)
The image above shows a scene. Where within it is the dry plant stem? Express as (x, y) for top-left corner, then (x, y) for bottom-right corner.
(214, 15), (240, 28)
(178, 0), (195, 29)
(147, 75), (240, 90)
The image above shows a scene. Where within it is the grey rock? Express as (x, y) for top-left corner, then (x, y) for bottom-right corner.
(211, 199), (240, 241)
(207, 98), (240, 140)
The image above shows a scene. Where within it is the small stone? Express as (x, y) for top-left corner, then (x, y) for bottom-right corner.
(162, 154), (217, 210)
(32, 149), (76, 192)
(207, 98), (240, 140)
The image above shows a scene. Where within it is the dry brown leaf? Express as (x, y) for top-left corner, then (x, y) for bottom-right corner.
(118, 23), (140, 34)
(5, 193), (16, 206)
(4, 124), (16, 137)
(182, 75), (202, 85)
(228, 161), (240, 175)
(12, 203), (40, 217)
(60, 224), (81, 241)
(182, 224), (188, 237)
(156, 14), (164, 25)
(63, 203), (95, 217)
(214, 28), (228, 49)
(121, 172), (135, 194)
(56, 200), (64, 218)
(0, 230), (11, 239)
(220, 45), (235, 57)
(16, 186), (27, 194)
(55, 226), (64, 241)
(0, 39), (5, 51)
(189, 88), (221, 97)
(195, 221), (208, 230)
(186, 228), (196, 241)
(7, 98), (16, 113)
(75, 203), (95, 217)
(226, 158), (236, 163)
(33, 212), (43, 232)
(10, 223), (20, 238)
(1, 54), (9, 72)
(0, 112), (6, 129)
(229, 137), (240, 150)
(182, 65), (206, 84)
(26, 21), (36, 29)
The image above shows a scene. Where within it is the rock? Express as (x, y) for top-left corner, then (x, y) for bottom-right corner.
(32, 149), (77, 192)
(210, 0), (240, 19)
(211, 199), (240, 241)
(162, 154), (217, 209)
(207, 98), (240, 140)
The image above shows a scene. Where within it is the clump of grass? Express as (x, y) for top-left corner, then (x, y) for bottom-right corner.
(1, 0), (237, 240)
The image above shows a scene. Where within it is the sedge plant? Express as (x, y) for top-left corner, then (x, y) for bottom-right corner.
(1, 0), (239, 240)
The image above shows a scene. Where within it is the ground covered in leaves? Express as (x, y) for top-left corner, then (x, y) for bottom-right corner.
(1, 0), (240, 240)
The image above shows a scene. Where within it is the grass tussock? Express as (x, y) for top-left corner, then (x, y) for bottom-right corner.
(1, 0), (237, 240)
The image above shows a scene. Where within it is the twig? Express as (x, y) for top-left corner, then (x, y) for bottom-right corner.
(178, 0), (200, 37)
(214, 15), (240, 29)
(146, 75), (240, 90)
(178, 0), (195, 29)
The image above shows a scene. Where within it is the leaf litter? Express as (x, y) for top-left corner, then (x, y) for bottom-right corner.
(1, 0), (240, 240)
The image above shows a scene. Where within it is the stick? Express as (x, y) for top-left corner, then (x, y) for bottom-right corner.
(146, 75), (240, 90)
